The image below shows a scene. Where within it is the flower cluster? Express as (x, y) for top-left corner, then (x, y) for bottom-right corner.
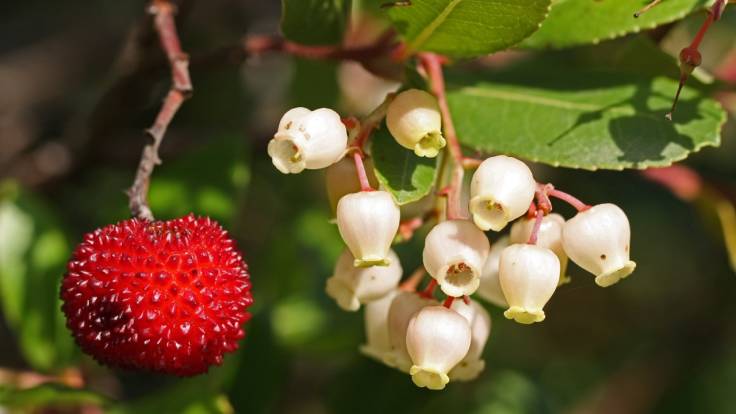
(267, 88), (636, 390)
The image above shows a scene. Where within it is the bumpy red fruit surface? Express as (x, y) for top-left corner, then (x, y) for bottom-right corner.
(60, 214), (253, 376)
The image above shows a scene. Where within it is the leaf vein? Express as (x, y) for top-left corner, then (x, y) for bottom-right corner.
(406, 0), (464, 55)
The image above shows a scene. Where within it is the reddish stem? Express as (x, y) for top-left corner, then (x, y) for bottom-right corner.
(419, 53), (466, 221)
(419, 54), (462, 162)
(443, 296), (456, 308)
(341, 117), (359, 131)
(353, 93), (395, 151)
(128, 0), (192, 221)
(535, 183), (554, 214)
(353, 152), (374, 192)
(527, 210), (545, 245)
(244, 31), (396, 65)
(548, 189), (591, 212)
(354, 124), (375, 151)
(668, 0), (728, 120)
(462, 295), (470, 305)
(419, 279), (438, 299)
(689, 11), (715, 50)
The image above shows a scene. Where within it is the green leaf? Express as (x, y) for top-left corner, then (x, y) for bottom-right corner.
(281, 0), (352, 45)
(386, 0), (551, 58)
(371, 125), (438, 204)
(445, 62), (726, 170)
(0, 384), (108, 410)
(0, 181), (76, 372)
(523, 0), (711, 49)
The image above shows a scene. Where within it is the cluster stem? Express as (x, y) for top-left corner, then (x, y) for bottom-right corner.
(527, 209), (545, 245)
(419, 53), (466, 221)
(353, 152), (374, 192)
(419, 279), (438, 299)
(548, 189), (591, 212)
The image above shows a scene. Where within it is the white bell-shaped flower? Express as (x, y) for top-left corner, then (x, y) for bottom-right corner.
(499, 244), (560, 324)
(325, 157), (378, 213)
(562, 203), (636, 287)
(423, 220), (490, 297)
(406, 306), (471, 390)
(360, 289), (399, 363)
(469, 156), (536, 231)
(386, 89), (446, 158)
(477, 236), (510, 308)
(510, 213), (570, 285)
(385, 291), (437, 372)
(326, 249), (402, 311)
(336, 191), (400, 267)
(267, 107), (348, 174)
(448, 299), (491, 381)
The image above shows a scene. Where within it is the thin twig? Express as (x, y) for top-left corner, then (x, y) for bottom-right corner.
(127, 0), (192, 221)
(244, 31), (396, 65)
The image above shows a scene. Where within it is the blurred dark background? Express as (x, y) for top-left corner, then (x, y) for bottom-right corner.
(1, 0), (736, 413)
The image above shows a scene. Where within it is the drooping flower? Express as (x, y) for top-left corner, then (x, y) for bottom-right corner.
(423, 220), (490, 297)
(326, 249), (402, 311)
(336, 191), (400, 267)
(386, 89), (446, 157)
(469, 156), (536, 231)
(499, 244), (560, 324)
(562, 203), (636, 287)
(268, 107), (348, 174)
(406, 306), (471, 390)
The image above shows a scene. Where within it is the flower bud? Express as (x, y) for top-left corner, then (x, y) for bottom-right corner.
(386, 292), (437, 372)
(510, 213), (570, 285)
(423, 220), (490, 297)
(326, 249), (402, 311)
(448, 299), (491, 381)
(562, 203), (636, 287)
(325, 157), (379, 213)
(268, 107), (348, 174)
(336, 191), (400, 267)
(469, 156), (536, 231)
(360, 289), (399, 362)
(406, 306), (471, 390)
(499, 244), (560, 324)
(386, 89), (446, 157)
(338, 61), (400, 116)
(477, 236), (510, 308)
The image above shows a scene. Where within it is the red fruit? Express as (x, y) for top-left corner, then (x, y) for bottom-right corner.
(60, 214), (253, 376)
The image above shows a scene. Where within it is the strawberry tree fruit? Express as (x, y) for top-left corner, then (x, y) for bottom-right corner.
(60, 214), (253, 376)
